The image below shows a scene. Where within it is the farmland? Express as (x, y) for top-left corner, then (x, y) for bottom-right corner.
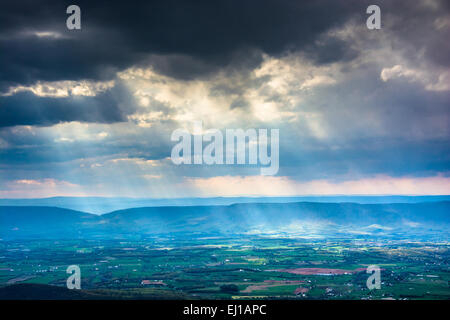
(0, 236), (448, 299)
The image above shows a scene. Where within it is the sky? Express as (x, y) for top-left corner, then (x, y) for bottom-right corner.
(0, 0), (449, 198)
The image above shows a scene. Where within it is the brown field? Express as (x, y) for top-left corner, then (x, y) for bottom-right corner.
(269, 267), (366, 275)
(7, 275), (36, 285)
(242, 280), (305, 293)
(294, 287), (309, 295)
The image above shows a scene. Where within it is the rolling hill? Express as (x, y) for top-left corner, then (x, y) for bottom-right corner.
(1, 195), (449, 214)
(1, 201), (449, 239)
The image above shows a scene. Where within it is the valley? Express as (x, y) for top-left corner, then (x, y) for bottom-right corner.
(0, 237), (448, 300)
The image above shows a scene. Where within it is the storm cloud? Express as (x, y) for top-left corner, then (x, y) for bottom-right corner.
(0, 0), (370, 88)
(0, 0), (449, 197)
(0, 86), (136, 127)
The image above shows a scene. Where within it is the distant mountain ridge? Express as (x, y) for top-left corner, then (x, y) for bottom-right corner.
(1, 195), (450, 214)
(0, 206), (101, 239)
(1, 201), (449, 240)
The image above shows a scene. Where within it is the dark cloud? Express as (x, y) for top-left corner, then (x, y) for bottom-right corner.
(278, 136), (450, 180)
(145, 48), (266, 81)
(0, 0), (449, 193)
(0, 121), (175, 167)
(1, 0), (449, 91)
(0, 0), (368, 89)
(379, 0), (450, 69)
(304, 36), (359, 65)
(0, 32), (136, 88)
(0, 84), (135, 127)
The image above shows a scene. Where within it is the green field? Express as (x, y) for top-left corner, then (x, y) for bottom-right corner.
(0, 237), (449, 299)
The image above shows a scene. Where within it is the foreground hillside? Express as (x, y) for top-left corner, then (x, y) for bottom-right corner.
(0, 283), (189, 300)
